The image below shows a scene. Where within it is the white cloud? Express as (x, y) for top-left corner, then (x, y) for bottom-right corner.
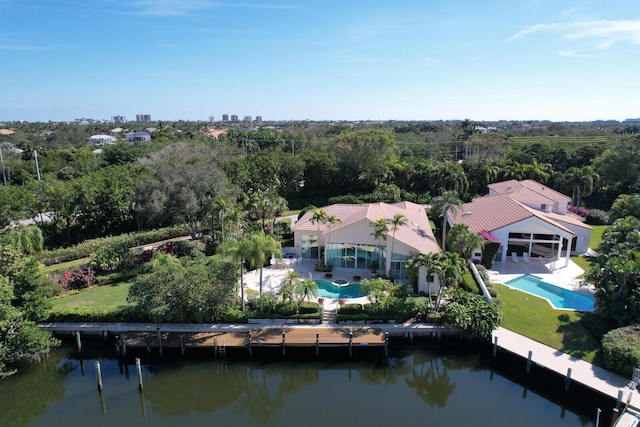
(507, 20), (640, 50)
(558, 50), (593, 58)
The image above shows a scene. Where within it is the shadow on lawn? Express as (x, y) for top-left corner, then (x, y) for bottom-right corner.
(556, 313), (603, 366)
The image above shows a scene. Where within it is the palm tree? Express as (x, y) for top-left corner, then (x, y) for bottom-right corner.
(309, 209), (328, 262)
(0, 224), (44, 255)
(221, 237), (253, 312)
(434, 253), (464, 310)
(294, 278), (318, 303)
(446, 224), (484, 261)
(565, 165), (599, 208)
(430, 191), (463, 253)
(324, 214), (341, 265)
(523, 159), (552, 184)
(388, 213), (407, 277)
(278, 271), (300, 305)
(406, 252), (439, 307)
(370, 218), (389, 272)
(246, 232), (282, 296)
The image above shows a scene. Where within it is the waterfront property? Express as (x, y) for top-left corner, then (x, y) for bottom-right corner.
(292, 201), (440, 289)
(448, 179), (593, 266)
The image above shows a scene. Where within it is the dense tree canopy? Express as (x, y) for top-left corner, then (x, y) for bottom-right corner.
(128, 254), (238, 323)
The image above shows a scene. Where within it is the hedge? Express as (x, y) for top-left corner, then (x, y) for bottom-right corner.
(39, 224), (190, 265)
(602, 325), (640, 377)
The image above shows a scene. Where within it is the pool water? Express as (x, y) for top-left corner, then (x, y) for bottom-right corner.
(505, 274), (594, 311)
(315, 279), (364, 298)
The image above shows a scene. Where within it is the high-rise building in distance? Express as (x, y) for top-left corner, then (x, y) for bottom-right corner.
(222, 114), (229, 121)
(136, 114), (151, 122)
(230, 115), (238, 122)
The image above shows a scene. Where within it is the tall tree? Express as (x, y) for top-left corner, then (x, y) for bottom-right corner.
(309, 209), (328, 262)
(446, 224), (484, 261)
(388, 213), (408, 276)
(324, 214), (341, 263)
(136, 142), (238, 239)
(221, 237), (253, 312)
(245, 232), (282, 296)
(431, 191), (463, 253)
(370, 218), (389, 271)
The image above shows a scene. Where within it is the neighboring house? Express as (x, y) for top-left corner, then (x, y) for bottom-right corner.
(124, 131), (151, 143)
(89, 134), (117, 145)
(292, 201), (440, 290)
(204, 128), (229, 139)
(448, 179), (592, 267)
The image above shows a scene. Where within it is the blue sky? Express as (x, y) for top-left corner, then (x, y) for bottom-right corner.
(1, 0), (639, 122)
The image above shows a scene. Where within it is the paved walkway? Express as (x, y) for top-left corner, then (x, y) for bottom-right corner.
(492, 327), (639, 410)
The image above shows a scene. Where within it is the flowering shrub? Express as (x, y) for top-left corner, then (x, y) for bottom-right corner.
(478, 230), (500, 243)
(568, 205), (589, 217)
(138, 242), (179, 263)
(338, 298), (345, 305)
(317, 298), (324, 304)
(57, 268), (96, 290)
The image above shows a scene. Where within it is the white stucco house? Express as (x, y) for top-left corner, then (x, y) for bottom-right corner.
(292, 201), (441, 293)
(89, 134), (117, 146)
(447, 179), (593, 267)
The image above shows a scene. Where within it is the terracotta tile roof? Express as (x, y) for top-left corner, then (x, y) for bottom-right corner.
(293, 201), (439, 254)
(449, 194), (576, 236)
(489, 179), (570, 203)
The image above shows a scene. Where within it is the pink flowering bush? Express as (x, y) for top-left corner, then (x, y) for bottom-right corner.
(57, 268), (96, 290)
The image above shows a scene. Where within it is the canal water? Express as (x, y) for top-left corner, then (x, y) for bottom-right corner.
(0, 339), (609, 427)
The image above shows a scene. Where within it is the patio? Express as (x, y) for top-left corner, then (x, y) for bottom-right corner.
(489, 257), (589, 292)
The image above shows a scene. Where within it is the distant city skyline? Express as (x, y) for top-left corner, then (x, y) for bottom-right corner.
(1, 1), (639, 122)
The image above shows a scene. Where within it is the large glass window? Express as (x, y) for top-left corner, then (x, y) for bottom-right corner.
(390, 254), (409, 282)
(301, 235), (318, 259)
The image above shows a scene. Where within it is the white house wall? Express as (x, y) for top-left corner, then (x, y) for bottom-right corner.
(555, 221), (592, 254)
(492, 217), (574, 263)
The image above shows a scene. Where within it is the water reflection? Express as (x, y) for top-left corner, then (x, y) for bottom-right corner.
(0, 344), (601, 427)
(0, 349), (75, 427)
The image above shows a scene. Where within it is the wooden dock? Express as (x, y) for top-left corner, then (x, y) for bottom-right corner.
(492, 327), (640, 413)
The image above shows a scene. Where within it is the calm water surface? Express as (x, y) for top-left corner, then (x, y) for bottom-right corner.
(0, 342), (602, 427)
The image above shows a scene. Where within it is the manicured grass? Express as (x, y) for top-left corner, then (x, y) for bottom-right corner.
(496, 283), (602, 365)
(570, 224), (608, 278)
(588, 225), (607, 250)
(44, 257), (90, 274)
(51, 282), (133, 310)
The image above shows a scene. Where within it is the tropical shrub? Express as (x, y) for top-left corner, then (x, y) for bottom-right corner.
(601, 326), (640, 377)
(56, 268), (96, 290)
(90, 243), (131, 272)
(440, 289), (502, 341)
(585, 209), (611, 225)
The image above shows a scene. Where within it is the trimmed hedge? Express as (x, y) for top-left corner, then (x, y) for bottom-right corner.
(602, 325), (640, 377)
(39, 224), (190, 265)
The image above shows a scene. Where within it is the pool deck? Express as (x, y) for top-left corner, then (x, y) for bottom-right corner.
(489, 258), (593, 294)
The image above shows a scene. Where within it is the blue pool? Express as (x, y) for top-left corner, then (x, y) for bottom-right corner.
(315, 279), (364, 299)
(505, 274), (594, 311)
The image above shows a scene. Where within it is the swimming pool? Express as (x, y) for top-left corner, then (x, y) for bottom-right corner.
(315, 279), (364, 299)
(504, 274), (594, 311)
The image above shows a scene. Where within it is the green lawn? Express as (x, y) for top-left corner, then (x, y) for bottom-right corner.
(570, 224), (608, 278)
(51, 282), (133, 310)
(496, 283), (602, 365)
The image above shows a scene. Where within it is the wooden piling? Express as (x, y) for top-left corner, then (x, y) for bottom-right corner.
(282, 330), (286, 358)
(493, 336), (498, 356)
(248, 332), (253, 358)
(121, 334), (127, 357)
(75, 331), (82, 353)
(136, 358), (143, 391)
(616, 389), (624, 408)
(156, 328), (163, 357)
(95, 361), (103, 391)
(384, 332), (389, 358)
(315, 330), (319, 358)
(526, 350), (533, 373)
(349, 331), (353, 359)
(594, 408), (600, 427)
(565, 367), (572, 393)
(214, 336), (218, 357)
(179, 335), (185, 357)
(139, 390), (147, 418)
